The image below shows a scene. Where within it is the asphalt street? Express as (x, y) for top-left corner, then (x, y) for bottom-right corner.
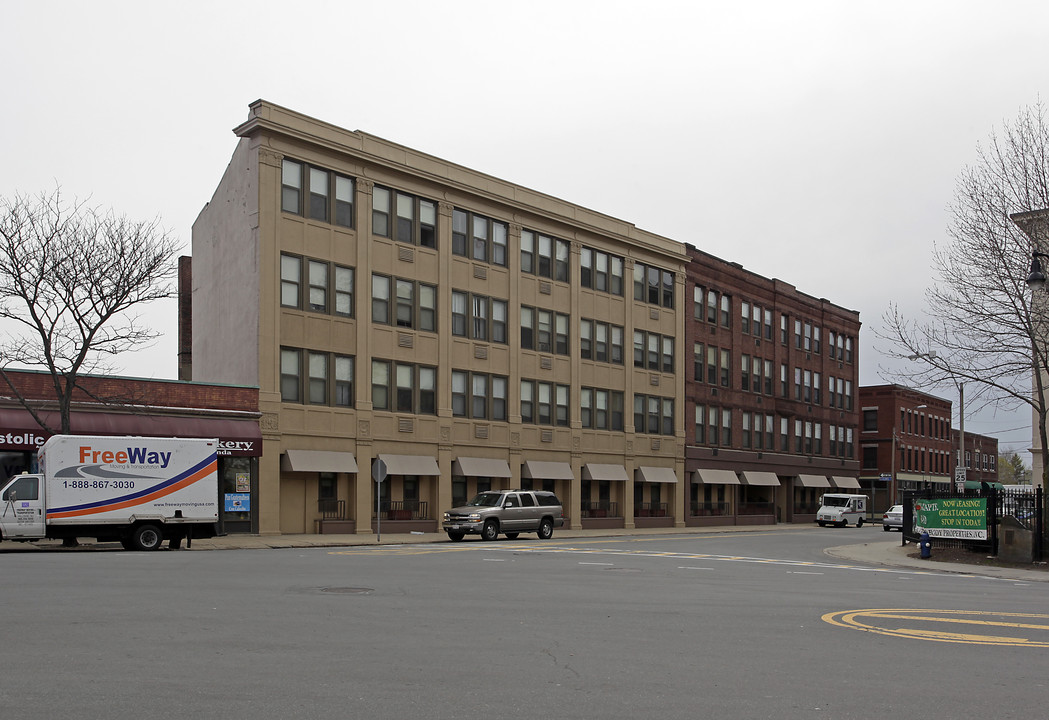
(2, 525), (1047, 720)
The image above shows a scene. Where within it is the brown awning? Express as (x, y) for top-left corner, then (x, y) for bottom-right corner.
(635, 466), (678, 484)
(694, 468), (740, 485)
(831, 476), (861, 489)
(582, 463), (629, 482)
(282, 450), (358, 473)
(453, 457), (512, 478)
(741, 471), (781, 486)
(522, 460), (574, 480)
(0, 408), (261, 456)
(797, 474), (832, 488)
(378, 454), (441, 476)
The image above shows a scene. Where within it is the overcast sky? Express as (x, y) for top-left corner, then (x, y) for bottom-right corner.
(4, 0), (1047, 456)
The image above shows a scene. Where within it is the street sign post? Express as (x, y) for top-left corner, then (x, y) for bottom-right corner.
(954, 467), (966, 493)
(373, 458), (387, 541)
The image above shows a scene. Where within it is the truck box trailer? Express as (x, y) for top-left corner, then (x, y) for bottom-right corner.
(0, 435), (220, 550)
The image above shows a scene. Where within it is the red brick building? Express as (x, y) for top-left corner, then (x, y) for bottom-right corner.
(684, 246), (862, 525)
(858, 384), (953, 512)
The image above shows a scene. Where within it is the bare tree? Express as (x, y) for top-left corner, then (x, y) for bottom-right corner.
(0, 188), (180, 433)
(879, 101), (1049, 485)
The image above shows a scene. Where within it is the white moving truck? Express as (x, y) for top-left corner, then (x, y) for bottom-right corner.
(816, 493), (868, 527)
(0, 435), (220, 550)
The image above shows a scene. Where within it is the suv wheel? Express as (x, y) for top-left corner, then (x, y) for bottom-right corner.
(536, 518), (554, 540)
(481, 520), (499, 541)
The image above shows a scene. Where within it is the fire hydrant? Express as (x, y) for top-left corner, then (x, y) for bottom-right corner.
(919, 532), (932, 559)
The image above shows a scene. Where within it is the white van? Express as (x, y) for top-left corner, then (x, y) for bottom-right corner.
(816, 494), (868, 528)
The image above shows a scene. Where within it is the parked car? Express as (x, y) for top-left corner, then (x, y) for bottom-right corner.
(882, 505), (903, 532)
(442, 490), (565, 541)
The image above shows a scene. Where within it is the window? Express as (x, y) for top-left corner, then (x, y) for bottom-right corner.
(372, 360), (436, 414)
(580, 246), (624, 295)
(633, 394), (674, 436)
(521, 306), (569, 355)
(281, 254), (354, 317)
(453, 292), (508, 343)
(863, 409), (877, 431)
(581, 388), (624, 430)
(282, 348), (354, 407)
(632, 330), (674, 372)
(372, 274), (390, 324)
(521, 379), (569, 426)
(282, 158), (354, 227)
(633, 263), (674, 308)
(309, 167), (329, 221)
(308, 352), (327, 404)
(282, 159), (302, 214)
(373, 187), (438, 246)
(454, 209), (508, 266)
(281, 254), (301, 308)
(335, 266), (354, 317)
(335, 355), (354, 407)
(373, 275), (436, 331)
(280, 348), (301, 402)
(521, 229), (568, 280)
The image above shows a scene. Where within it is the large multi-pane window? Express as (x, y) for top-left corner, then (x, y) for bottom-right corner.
(520, 379), (569, 426)
(370, 187), (437, 248)
(633, 331), (674, 373)
(580, 319), (624, 364)
(580, 388), (625, 430)
(282, 159), (354, 228)
(280, 348), (354, 407)
(281, 254), (354, 317)
(371, 274), (437, 331)
(453, 209), (508, 266)
(452, 292), (508, 343)
(520, 306), (569, 355)
(633, 263), (674, 308)
(452, 371), (508, 421)
(632, 394), (674, 435)
(520, 229), (569, 281)
(580, 246), (624, 295)
(371, 360), (436, 414)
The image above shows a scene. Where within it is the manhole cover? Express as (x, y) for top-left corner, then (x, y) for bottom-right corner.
(319, 587), (374, 595)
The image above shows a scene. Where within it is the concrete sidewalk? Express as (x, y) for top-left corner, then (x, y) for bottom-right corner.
(8, 524), (1049, 582)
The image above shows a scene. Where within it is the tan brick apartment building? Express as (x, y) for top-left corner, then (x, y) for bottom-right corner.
(685, 249), (862, 525)
(190, 101), (689, 536)
(187, 100), (864, 536)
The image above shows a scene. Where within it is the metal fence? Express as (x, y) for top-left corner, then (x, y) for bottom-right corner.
(902, 487), (1044, 560)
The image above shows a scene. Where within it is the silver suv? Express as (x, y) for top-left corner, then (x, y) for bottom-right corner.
(443, 490), (565, 541)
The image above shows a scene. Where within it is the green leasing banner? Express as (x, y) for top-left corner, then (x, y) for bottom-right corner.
(914, 498), (988, 540)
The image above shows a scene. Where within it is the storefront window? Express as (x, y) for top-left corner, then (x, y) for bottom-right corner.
(221, 457), (254, 533)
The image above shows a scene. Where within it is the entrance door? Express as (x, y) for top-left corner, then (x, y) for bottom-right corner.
(0, 475), (45, 539)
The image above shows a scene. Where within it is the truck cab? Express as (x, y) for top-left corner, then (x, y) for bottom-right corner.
(0, 473), (45, 539)
(816, 493), (868, 528)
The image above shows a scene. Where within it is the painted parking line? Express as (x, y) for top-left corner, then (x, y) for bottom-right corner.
(822, 609), (1049, 647)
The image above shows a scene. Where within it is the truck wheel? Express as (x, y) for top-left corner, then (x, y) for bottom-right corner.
(856, 518), (864, 528)
(131, 524), (164, 551)
(481, 520), (499, 541)
(446, 530), (465, 542)
(537, 518), (554, 540)
(817, 521), (826, 527)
